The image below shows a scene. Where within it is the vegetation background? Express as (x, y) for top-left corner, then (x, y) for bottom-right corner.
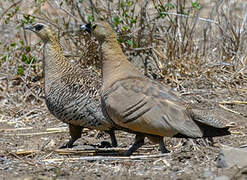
(0, 0), (246, 179)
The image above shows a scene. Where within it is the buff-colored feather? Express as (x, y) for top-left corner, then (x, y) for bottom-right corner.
(81, 21), (232, 155)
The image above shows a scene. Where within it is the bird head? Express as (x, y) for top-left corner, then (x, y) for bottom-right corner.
(80, 20), (116, 43)
(24, 23), (52, 42)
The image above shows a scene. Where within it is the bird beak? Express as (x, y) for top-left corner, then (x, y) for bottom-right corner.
(24, 25), (34, 31)
(80, 23), (92, 33)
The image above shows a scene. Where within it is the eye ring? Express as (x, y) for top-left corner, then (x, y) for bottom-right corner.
(92, 24), (97, 30)
(35, 24), (44, 31)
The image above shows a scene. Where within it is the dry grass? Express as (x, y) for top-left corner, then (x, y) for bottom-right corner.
(1, 0), (246, 97)
(0, 0), (247, 179)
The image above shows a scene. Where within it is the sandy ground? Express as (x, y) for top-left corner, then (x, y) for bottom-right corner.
(0, 1), (247, 179)
(0, 86), (246, 180)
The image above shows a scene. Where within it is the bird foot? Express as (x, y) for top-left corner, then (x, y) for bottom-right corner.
(59, 144), (74, 149)
(97, 141), (112, 148)
(159, 138), (170, 154)
(119, 134), (145, 156)
(160, 148), (170, 154)
(120, 149), (136, 156)
(59, 141), (75, 149)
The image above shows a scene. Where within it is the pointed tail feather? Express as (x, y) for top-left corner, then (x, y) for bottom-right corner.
(191, 109), (233, 137)
(190, 109), (233, 128)
(194, 120), (231, 137)
(174, 124), (230, 138)
(174, 109), (233, 138)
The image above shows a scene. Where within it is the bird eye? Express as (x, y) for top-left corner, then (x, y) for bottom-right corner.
(92, 24), (97, 29)
(34, 24), (44, 31)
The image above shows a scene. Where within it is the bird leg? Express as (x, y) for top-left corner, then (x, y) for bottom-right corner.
(122, 134), (145, 156)
(98, 129), (118, 148)
(148, 136), (170, 153)
(108, 129), (118, 147)
(60, 124), (83, 148)
(158, 137), (170, 153)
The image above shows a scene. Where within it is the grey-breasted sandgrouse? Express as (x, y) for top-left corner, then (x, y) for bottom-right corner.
(81, 20), (232, 156)
(25, 23), (118, 148)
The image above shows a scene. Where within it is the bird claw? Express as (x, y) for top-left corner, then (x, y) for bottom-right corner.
(97, 141), (112, 148)
(59, 143), (74, 149)
(121, 150), (133, 156)
(59, 139), (75, 149)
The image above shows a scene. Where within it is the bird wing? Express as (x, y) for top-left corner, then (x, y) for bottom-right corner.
(103, 77), (203, 137)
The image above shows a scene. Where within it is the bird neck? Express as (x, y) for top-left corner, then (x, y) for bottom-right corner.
(42, 35), (71, 90)
(100, 39), (142, 91)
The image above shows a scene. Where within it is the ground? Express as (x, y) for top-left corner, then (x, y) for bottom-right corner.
(0, 0), (247, 179)
(0, 86), (246, 179)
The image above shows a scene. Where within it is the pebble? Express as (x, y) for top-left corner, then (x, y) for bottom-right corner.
(216, 145), (247, 168)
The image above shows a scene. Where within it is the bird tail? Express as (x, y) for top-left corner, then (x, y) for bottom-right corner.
(190, 109), (235, 137)
(174, 108), (234, 138)
(194, 120), (231, 137)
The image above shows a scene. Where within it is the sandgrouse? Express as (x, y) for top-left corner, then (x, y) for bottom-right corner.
(25, 23), (118, 148)
(81, 20), (232, 156)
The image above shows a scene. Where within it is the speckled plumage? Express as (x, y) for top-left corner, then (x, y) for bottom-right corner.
(25, 23), (117, 148)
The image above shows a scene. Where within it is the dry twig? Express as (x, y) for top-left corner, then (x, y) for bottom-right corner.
(219, 104), (245, 117)
(42, 154), (170, 163)
(219, 101), (247, 105)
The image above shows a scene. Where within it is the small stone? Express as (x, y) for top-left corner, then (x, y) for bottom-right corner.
(239, 144), (247, 150)
(217, 145), (247, 168)
(73, 144), (95, 150)
(216, 151), (228, 168)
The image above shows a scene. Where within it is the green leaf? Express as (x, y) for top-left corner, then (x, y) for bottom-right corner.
(127, 1), (133, 7)
(26, 57), (35, 64)
(17, 65), (24, 76)
(192, 2), (201, 9)
(166, 3), (175, 10)
(88, 15), (94, 23)
(10, 42), (16, 47)
(4, 19), (10, 24)
(112, 16), (121, 26)
(123, 11), (129, 18)
(15, 6), (19, 12)
(1, 56), (7, 62)
(130, 17), (137, 23)
(21, 54), (27, 62)
(183, 11), (189, 15)
(120, 2), (126, 8)
(122, 26), (130, 31)
(126, 39), (135, 47)
(25, 46), (31, 52)
(19, 40), (24, 46)
(117, 37), (123, 43)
